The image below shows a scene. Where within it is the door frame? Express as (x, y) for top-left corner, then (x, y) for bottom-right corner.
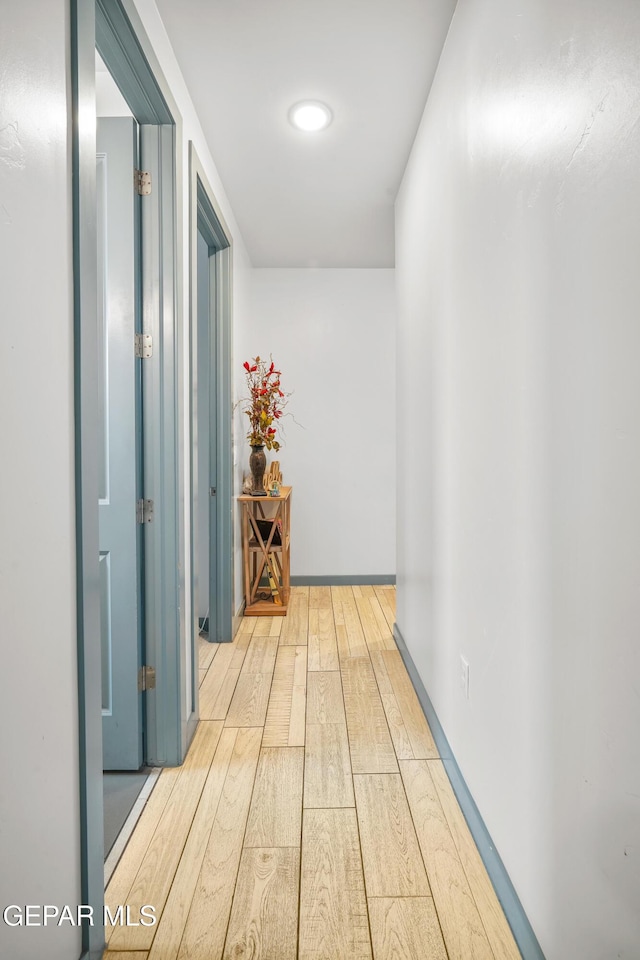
(71, 0), (186, 955)
(187, 145), (234, 742)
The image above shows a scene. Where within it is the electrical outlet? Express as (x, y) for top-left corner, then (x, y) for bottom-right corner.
(460, 654), (470, 700)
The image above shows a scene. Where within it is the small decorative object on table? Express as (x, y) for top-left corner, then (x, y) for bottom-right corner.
(241, 356), (289, 496)
(265, 461), (283, 497)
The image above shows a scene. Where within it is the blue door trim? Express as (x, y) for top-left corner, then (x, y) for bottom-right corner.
(71, 1), (105, 955)
(95, 0), (172, 124)
(137, 121), (181, 767)
(290, 574), (396, 586)
(186, 144), (234, 751)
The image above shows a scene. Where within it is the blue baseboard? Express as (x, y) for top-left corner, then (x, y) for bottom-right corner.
(393, 623), (546, 960)
(290, 574), (396, 586)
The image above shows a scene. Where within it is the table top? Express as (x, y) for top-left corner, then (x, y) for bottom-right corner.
(238, 484), (292, 503)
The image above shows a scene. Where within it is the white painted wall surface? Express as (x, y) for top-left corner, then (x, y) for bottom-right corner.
(96, 52), (133, 117)
(0, 2), (82, 958)
(246, 269), (396, 578)
(395, 1), (640, 957)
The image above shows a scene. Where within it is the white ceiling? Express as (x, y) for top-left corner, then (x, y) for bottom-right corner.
(155, 0), (457, 267)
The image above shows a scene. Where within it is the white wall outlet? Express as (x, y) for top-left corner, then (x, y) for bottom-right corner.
(460, 654), (470, 699)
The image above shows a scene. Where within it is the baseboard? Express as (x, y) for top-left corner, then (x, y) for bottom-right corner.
(290, 574), (396, 586)
(393, 623), (546, 960)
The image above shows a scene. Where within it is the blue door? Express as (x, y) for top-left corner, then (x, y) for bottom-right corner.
(97, 117), (144, 770)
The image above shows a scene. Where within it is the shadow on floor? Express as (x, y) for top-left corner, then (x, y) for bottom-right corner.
(103, 769), (151, 858)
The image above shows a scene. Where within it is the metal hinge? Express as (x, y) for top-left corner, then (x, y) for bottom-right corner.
(135, 333), (153, 358)
(136, 498), (154, 524)
(135, 169), (151, 195)
(138, 665), (156, 692)
(210, 487), (217, 497)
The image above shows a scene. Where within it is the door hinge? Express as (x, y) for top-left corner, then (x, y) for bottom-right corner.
(210, 487), (217, 497)
(135, 169), (152, 195)
(137, 498), (154, 524)
(135, 333), (153, 358)
(138, 665), (156, 692)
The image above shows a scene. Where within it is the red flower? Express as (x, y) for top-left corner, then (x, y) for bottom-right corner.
(242, 355), (288, 449)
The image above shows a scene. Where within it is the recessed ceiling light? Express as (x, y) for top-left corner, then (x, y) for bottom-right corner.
(288, 100), (333, 132)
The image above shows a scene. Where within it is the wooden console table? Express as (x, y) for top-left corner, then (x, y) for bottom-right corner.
(239, 485), (291, 616)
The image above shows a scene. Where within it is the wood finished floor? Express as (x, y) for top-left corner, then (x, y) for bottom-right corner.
(103, 585), (522, 960)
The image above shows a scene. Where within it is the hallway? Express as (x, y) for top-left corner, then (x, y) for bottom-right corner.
(103, 586), (520, 960)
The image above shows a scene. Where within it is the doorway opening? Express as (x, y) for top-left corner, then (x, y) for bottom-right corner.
(195, 227), (212, 639)
(188, 145), (234, 738)
(96, 50), (149, 861)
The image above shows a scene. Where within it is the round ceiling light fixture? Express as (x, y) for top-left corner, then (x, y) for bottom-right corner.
(288, 100), (333, 132)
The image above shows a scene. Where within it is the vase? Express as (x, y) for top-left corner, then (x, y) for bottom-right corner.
(249, 444), (267, 496)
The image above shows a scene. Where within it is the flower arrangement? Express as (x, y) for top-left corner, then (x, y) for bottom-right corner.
(241, 356), (287, 451)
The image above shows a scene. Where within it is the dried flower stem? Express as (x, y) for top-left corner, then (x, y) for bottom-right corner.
(241, 355), (289, 451)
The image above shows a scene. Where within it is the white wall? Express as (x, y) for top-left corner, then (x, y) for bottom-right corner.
(96, 53), (133, 116)
(0, 2), (82, 958)
(0, 2), (254, 955)
(246, 269), (396, 579)
(395, 1), (640, 957)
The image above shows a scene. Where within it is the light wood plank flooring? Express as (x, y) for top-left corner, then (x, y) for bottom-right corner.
(104, 585), (521, 960)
